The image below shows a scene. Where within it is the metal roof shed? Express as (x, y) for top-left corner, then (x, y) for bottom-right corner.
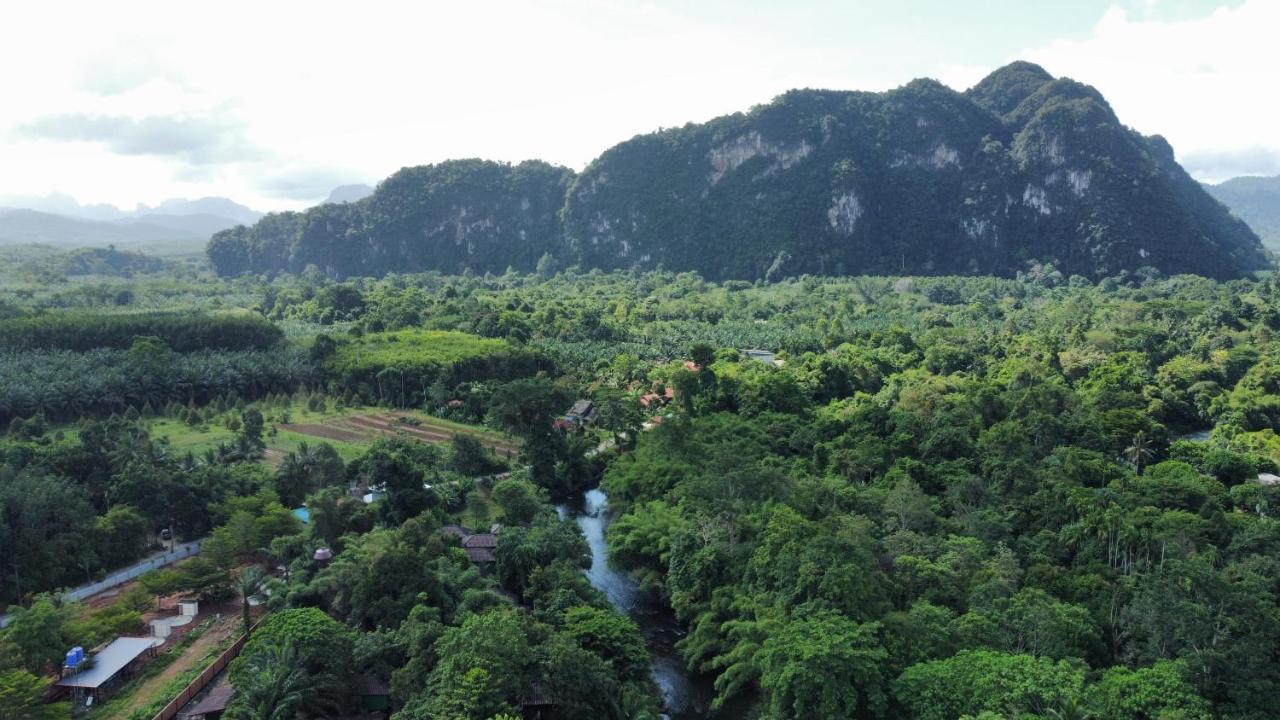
(58, 637), (158, 690)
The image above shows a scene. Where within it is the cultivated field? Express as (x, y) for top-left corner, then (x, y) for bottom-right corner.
(278, 410), (520, 460)
(134, 400), (517, 466)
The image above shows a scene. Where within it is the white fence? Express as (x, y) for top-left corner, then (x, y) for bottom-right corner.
(65, 541), (204, 602)
(0, 540), (203, 628)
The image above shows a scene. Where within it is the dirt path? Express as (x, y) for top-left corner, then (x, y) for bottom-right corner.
(277, 422), (368, 443)
(103, 612), (239, 720)
(262, 448), (285, 468)
(341, 416), (462, 445)
(361, 413), (521, 454)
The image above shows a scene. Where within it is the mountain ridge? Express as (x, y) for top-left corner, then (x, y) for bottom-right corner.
(0, 209), (205, 248)
(1204, 175), (1280, 251)
(207, 62), (1270, 281)
(0, 194), (264, 250)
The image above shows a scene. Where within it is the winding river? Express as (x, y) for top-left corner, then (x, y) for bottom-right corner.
(558, 488), (727, 719)
(556, 428), (1221, 715)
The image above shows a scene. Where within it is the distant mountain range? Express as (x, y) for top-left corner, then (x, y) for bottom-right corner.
(1205, 176), (1280, 251)
(133, 197), (264, 227)
(0, 193), (264, 250)
(0, 187), (368, 251)
(0, 209), (210, 248)
(207, 62), (1270, 281)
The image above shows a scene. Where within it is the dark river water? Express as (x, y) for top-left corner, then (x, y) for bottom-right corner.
(1178, 428), (1213, 442)
(558, 488), (739, 720)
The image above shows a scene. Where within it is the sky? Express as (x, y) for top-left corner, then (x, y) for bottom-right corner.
(0, 0), (1274, 212)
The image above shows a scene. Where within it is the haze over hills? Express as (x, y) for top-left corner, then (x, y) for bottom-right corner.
(0, 209), (209, 250)
(325, 184), (375, 204)
(1204, 175), (1280, 251)
(133, 197), (264, 227)
(0, 187), (363, 251)
(0, 192), (264, 251)
(0, 193), (263, 225)
(207, 62), (1270, 281)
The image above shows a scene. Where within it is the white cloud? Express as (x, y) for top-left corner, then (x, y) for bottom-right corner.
(19, 111), (260, 164)
(1181, 147), (1280, 181)
(0, 1), (1270, 210)
(2, 0), (841, 210)
(1013, 1), (1278, 182)
(258, 165), (363, 201)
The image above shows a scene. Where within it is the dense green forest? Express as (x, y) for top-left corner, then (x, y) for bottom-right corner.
(0, 310), (282, 352)
(206, 63), (1268, 283)
(207, 160), (573, 278)
(0, 244), (185, 283)
(4, 259), (1280, 720)
(565, 63), (1265, 281)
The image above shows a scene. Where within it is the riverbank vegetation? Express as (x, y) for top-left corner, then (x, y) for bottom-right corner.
(4, 263), (1280, 719)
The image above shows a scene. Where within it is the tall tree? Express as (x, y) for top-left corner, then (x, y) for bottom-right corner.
(224, 642), (339, 720)
(0, 669), (69, 720)
(236, 566), (267, 636)
(757, 611), (888, 720)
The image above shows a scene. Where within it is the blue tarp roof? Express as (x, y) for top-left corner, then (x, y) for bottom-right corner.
(292, 507), (310, 523)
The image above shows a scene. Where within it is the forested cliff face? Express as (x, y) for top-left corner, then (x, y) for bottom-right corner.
(208, 159), (574, 277)
(209, 62), (1269, 280)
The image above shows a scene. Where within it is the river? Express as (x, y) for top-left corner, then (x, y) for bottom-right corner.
(1177, 427), (1213, 442)
(558, 488), (731, 720)
(555, 429), (1220, 716)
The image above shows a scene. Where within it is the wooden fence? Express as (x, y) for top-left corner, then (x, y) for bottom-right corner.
(151, 617), (262, 720)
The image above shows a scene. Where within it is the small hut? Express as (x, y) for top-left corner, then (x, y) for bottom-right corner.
(57, 637), (159, 703)
(460, 533), (498, 565)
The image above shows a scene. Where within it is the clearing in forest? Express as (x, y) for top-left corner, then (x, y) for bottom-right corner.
(279, 410), (520, 459)
(112, 399), (518, 466)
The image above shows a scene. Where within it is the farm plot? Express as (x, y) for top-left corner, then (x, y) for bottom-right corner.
(133, 400), (515, 467)
(278, 411), (519, 458)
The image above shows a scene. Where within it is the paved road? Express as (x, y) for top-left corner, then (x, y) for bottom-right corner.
(0, 540), (203, 628)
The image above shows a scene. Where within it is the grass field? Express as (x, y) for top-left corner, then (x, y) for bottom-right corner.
(330, 329), (512, 372)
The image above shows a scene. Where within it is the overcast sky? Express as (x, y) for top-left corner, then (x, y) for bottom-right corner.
(0, 0), (1273, 212)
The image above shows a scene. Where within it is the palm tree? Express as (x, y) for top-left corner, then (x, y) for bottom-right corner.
(276, 442), (322, 504)
(1045, 697), (1095, 720)
(224, 642), (338, 720)
(555, 433), (597, 496)
(1124, 430), (1156, 473)
(235, 566), (267, 636)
